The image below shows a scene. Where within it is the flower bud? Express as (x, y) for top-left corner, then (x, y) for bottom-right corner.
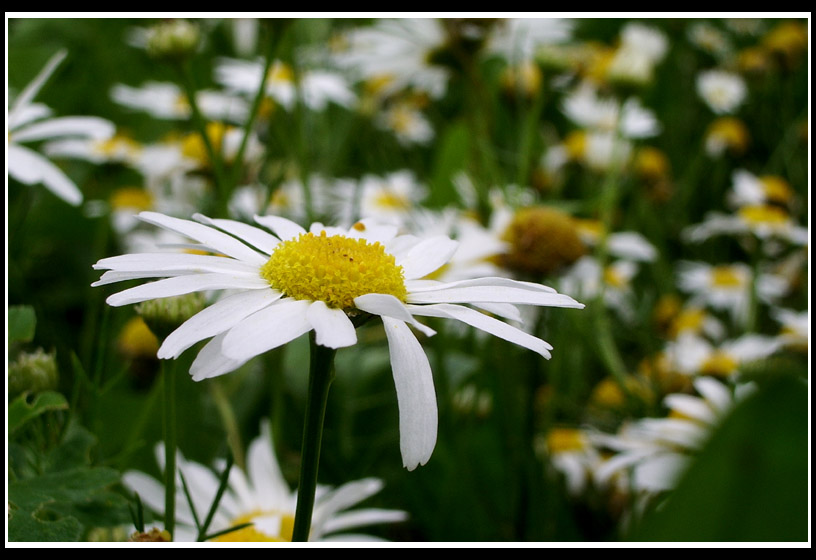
(8, 348), (59, 400)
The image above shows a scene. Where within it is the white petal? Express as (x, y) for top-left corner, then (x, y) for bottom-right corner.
(193, 214), (280, 255)
(664, 394), (716, 425)
(10, 49), (66, 118)
(93, 252), (259, 276)
(246, 420), (291, 512)
(8, 143), (82, 205)
(253, 214), (306, 241)
(320, 509), (408, 536)
(381, 316), (437, 471)
(8, 102), (52, 131)
(92, 270), (189, 287)
(396, 236), (459, 280)
(189, 333), (250, 381)
(407, 283), (584, 309)
(105, 273), (269, 307)
(159, 289), (283, 359)
(407, 303), (553, 358)
(220, 299), (312, 362)
(11, 116), (114, 143)
(307, 301), (357, 349)
(408, 276), (559, 294)
(138, 212), (267, 266)
(692, 376), (732, 415)
(354, 293), (435, 337)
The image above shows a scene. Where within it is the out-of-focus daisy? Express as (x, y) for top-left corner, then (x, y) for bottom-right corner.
(111, 81), (249, 123)
(562, 83), (661, 139)
(574, 220), (658, 263)
(593, 377), (755, 495)
(214, 57), (356, 111)
(44, 131), (142, 167)
(687, 22), (733, 60)
(486, 17), (573, 66)
(539, 427), (605, 497)
(93, 212), (584, 469)
(676, 261), (789, 325)
(606, 22), (668, 86)
(771, 308), (808, 352)
(559, 256), (639, 321)
(124, 421), (407, 541)
(704, 116), (750, 157)
(727, 169), (796, 210)
(8, 49), (115, 205)
(683, 206), (808, 247)
(563, 129), (634, 173)
(374, 98), (435, 146)
(329, 170), (429, 229)
(332, 18), (452, 100)
(696, 69), (747, 114)
(665, 332), (781, 378)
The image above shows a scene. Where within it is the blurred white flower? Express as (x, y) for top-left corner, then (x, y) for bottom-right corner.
(124, 421), (407, 541)
(8, 49), (115, 205)
(214, 57), (356, 111)
(771, 308), (808, 351)
(593, 377), (755, 495)
(374, 100), (435, 146)
(727, 169), (795, 210)
(111, 81), (249, 123)
(486, 18), (573, 65)
(665, 332), (781, 378)
(683, 207), (808, 247)
(696, 69), (747, 114)
(676, 261), (789, 324)
(332, 18), (451, 100)
(562, 84), (661, 138)
(560, 256), (640, 320)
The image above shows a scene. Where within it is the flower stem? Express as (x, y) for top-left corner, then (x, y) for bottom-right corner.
(291, 334), (336, 542)
(162, 359), (178, 539)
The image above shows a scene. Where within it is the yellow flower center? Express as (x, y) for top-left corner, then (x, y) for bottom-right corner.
(670, 308), (706, 338)
(710, 265), (744, 288)
(109, 187), (154, 211)
(546, 428), (587, 453)
(260, 230), (407, 310)
(268, 61), (294, 84)
(181, 122), (228, 166)
(211, 511), (295, 542)
(603, 265), (627, 288)
(759, 176), (793, 205)
(700, 351), (738, 377)
(738, 204), (790, 226)
(706, 117), (750, 154)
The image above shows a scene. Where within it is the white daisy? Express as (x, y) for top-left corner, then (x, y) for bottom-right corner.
(110, 81), (249, 123)
(8, 49), (115, 205)
(593, 377), (756, 495)
(332, 18), (451, 100)
(93, 212), (584, 470)
(665, 332), (782, 378)
(214, 57), (356, 111)
(562, 83), (661, 139)
(696, 69), (747, 114)
(683, 207), (808, 247)
(124, 421), (407, 541)
(486, 18), (573, 66)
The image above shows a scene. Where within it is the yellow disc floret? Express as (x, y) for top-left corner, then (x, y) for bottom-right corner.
(212, 511), (294, 542)
(261, 230), (407, 310)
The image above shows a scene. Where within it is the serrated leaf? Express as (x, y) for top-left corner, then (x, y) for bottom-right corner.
(8, 305), (37, 344)
(8, 391), (68, 434)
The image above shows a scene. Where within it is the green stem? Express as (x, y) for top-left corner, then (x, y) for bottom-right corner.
(291, 334), (336, 542)
(209, 381), (245, 472)
(177, 61), (228, 213)
(162, 359), (178, 539)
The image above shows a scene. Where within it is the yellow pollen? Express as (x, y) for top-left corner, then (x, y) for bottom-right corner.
(211, 511), (295, 542)
(710, 266), (744, 288)
(700, 351), (738, 377)
(109, 187), (154, 211)
(261, 231), (407, 310)
(738, 204), (790, 226)
(759, 176), (793, 205)
(268, 61), (294, 84)
(546, 428), (587, 453)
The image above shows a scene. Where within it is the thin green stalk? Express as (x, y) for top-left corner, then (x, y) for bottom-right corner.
(162, 359), (178, 539)
(177, 61), (228, 213)
(291, 334), (336, 542)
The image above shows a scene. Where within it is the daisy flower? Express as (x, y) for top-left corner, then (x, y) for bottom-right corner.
(93, 212), (584, 470)
(124, 421), (407, 541)
(562, 83), (661, 139)
(214, 57), (356, 111)
(665, 332), (782, 378)
(696, 69), (747, 114)
(110, 81), (249, 123)
(8, 49), (115, 205)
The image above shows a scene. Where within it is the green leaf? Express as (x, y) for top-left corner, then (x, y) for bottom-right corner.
(8, 391), (68, 434)
(8, 304), (37, 344)
(630, 375), (808, 542)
